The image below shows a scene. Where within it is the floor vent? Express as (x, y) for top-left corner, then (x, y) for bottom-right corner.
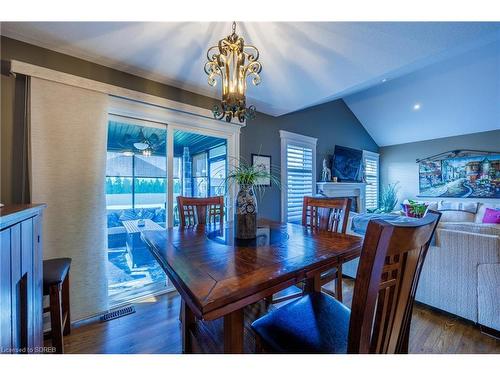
(100, 305), (136, 322)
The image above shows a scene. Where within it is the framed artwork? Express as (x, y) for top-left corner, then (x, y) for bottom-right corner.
(418, 152), (500, 198)
(251, 154), (272, 186)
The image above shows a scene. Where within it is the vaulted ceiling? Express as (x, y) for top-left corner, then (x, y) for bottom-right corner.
(344, 39), (500, 146)
(2, 22), (499, 145)
(2, 22), (499, 114)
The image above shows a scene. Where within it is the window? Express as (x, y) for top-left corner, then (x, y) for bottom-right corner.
(363, 150), (380, 211)
(172, 130), (228, 225)
(280, 130), (317, 223)
(193, 152), (208, 197)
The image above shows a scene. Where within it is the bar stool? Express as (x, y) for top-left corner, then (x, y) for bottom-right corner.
(43, 258), (71, 353)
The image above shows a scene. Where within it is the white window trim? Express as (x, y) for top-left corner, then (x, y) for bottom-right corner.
(280, 130), (318, 223)
(362, 150), (380, 211)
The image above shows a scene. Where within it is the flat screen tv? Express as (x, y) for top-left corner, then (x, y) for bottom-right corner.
(332, 145), (363, 182)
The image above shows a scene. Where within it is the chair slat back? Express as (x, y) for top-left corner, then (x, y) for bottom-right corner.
(302, 197), (351, 233)
(347, 210), (441, 353)
(177, 196), (224, 228)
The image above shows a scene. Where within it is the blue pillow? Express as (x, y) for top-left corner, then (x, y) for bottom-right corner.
(119, 209), (138, 222)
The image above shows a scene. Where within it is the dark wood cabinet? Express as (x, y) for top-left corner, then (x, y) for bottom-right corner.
(0, 204), (45, 354)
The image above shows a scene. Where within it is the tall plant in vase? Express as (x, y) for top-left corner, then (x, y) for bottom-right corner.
(224, 160), (280, 239)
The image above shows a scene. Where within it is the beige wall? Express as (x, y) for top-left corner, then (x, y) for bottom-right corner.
(1, 73), (15, 204)
(1, 36), (221, 204)
(380, 130), (500, 205)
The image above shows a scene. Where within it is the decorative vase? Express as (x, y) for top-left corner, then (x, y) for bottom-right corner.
(235, 184), (257, 239)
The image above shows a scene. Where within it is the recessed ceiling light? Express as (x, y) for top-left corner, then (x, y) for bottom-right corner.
(413, 103), (421, 111)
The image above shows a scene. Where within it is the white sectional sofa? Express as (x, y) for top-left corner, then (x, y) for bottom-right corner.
(344, 201), (500, 333)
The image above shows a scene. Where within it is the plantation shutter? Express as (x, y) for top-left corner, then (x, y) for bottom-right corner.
(363, 151), (380, 211)
(286, 144), (314, 223)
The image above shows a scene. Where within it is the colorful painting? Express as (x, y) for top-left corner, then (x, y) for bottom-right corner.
(418, 154), (500, 198)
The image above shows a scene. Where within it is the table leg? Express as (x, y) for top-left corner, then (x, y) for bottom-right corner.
(336, 264), (343, 302)
(181, 300), (195, 354)
(304, 273), (321, 293)
(223, 308), (244, 354)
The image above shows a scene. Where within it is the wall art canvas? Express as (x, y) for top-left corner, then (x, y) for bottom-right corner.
(332, 145), (363, 182)
(419, 154), (500, 198)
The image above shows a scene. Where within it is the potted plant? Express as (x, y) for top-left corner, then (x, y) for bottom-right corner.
(367, 182), (399, 214)
(403, 199), (428, 218)
(224, 161), (280, 239)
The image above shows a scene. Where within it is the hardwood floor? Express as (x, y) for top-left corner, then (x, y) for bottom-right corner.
(57, 280), (499, 354)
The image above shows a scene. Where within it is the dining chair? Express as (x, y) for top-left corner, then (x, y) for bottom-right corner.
(177, 196), (224, 228)
(267, 197), (351, 305)
(252, 210), (441, 353)
(176, 196), (224, 323)
(302, 196), (351, 301)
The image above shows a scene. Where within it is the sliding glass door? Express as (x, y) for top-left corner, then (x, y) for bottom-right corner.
(105, 116), (171, 306)
(103, 97), (239, 306)
(172, 130), (228, 226)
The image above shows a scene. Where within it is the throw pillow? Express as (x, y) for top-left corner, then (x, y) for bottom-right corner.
(119, 209), (138, 222)
(482, 208), (500, 224)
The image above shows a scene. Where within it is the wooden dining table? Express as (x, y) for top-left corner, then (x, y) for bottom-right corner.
(141, 218), (363, 354)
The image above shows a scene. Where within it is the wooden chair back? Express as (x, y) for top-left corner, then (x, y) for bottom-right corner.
(347, 210), (441, 353)
(177, 196), (224, 228)
(302, 196), (351, 233)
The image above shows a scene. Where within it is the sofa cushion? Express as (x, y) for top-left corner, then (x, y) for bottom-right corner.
(438, 200), (479, 214)
(436, 200), (479, 222)
(438, 222), (500, 236)
(439, 210), (476, 222)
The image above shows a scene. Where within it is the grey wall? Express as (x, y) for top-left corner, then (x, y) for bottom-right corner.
(2, 36), (380, 220)
(242, 100), (379, 220)
(1, 36), (220, 204)
(380, 130), (500, 205)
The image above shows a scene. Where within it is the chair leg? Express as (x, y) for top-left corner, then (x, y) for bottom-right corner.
(264, 296), (272, 309)
(49, 284), (64, 354)
(254, 333), (264, 354)
(62, 273), (71, 336)
(335, 265), (343, 302)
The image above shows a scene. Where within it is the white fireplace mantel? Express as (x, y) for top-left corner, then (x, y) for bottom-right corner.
(316, 182), (367, 213)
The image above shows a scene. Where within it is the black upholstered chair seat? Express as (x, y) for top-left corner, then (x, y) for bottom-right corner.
(251, 292), (350, 353)
(43, 258), (71, 295)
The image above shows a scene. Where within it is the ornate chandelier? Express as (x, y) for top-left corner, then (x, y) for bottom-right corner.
(204, 22), (262, 123)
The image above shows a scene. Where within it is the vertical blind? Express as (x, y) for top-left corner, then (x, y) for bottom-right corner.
(286, 144), (314, 223)
(364, 152), (380, 210)
(31, 77), (109, 320)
